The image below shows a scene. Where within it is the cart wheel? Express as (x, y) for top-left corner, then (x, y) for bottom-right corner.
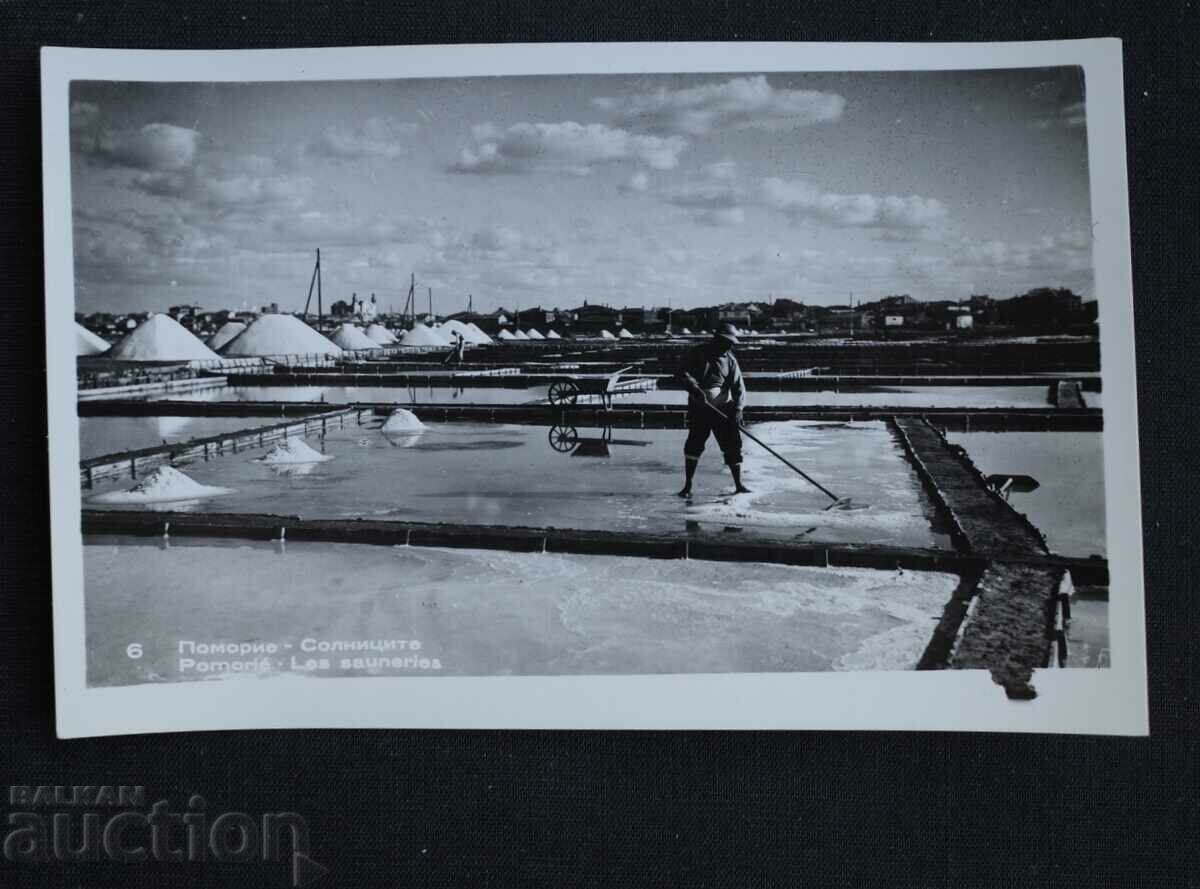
(548, 425), (579, 453)
(547, 379), (579, 406)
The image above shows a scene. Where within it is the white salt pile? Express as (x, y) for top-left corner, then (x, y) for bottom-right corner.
(76, 322), (110, 356)
(206, 320), (247, 351)
(525, 328), (545, 340)
(618, 328), (635, 339)
(256, 438), (334, 464)
(365, 323), (399, 345)
(600, 329), (616, 340)
(382, 408), (426, 432)
(465, 322), (494, 344)
(90, 466), (233, 504)
(513, 329), (530, 340)
(398, 324), (449, 347)
(220, 314), (342, 357)
(680, 327), (692, 335)
(330, 323), (380, 351)
(546, 329), (562, 339)
(497, 329), (516, 340)
(108, 314), (220, 362)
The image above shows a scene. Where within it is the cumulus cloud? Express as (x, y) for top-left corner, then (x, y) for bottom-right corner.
(1034, 100), (1087, 130)
(594, 75), (845, 136)
(89, 123), (201, 171)
(306, 116), (420, 160)
(449, 121), (686, 174)
(760, 178), (948, 236)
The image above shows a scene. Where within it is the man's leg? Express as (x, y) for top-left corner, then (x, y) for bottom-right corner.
(679, 409), (710, 497)
(715, 414), (749, 493)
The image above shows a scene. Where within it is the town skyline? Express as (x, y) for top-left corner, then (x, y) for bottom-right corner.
(70, 68), (1093, 315)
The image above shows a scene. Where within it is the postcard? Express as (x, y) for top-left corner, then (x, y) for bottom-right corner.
(43, 39), (1146, 736)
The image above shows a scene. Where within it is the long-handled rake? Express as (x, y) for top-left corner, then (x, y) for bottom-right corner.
(703, 401), (869, 511)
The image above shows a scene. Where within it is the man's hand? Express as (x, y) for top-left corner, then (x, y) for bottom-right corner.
(734, 408), (745, 426)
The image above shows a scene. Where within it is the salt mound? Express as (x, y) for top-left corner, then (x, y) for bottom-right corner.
(206, 320), (247, 351)
(465, 322), (493, 344)
(600, 329), (616, 340)
(525, 328), (545, 340)
(330, 323), (380, 351)
(221, 314), (342, 357)
(382, 408), (426, 432)
(365, 323), (399, 345)
(680, 327), (692, 334)
(512, 329), (529, 340)
(497, 329), (516, 340)
(90, 466), (233, 504)
(398, 324), (449, 347)
(256, 438), (334, 464)
(108, 314), (220, 362)
(546, 329), (562, 339)
(76, 322), (110, 356)
(617, 328), (635, 339)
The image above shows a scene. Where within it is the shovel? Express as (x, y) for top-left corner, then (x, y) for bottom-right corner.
(701, 399), (868, 511)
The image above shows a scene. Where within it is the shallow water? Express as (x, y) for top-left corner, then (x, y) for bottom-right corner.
(619, 385), (1057, 409)
(162, 383), (1060, 409)
(946, 431), (1106, 557)
(79, 415), (278, 460)
(86, 418), (950, 549)
(82, 538), (957, 686)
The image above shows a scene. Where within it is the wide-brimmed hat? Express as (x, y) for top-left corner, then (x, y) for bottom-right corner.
(713, 322), (740, 345)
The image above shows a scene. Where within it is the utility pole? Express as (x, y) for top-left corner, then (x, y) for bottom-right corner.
(428, 287), (433, 323)
(316, 249), (323, 329)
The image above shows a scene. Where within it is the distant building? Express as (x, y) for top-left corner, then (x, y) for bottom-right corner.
(884, 315), (905, 327)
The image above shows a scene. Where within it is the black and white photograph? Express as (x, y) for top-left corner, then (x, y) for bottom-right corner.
(43, 41), (1146, 735)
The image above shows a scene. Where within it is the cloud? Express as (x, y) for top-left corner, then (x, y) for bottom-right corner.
(306, 116), (420, 160)
(89, 123), (201, 171)
(760, 178), (948, 236)
(661, 161), (748, 226)
(1034, 100), (1087, 130)
(470, 224), (552, 253)
(449, 121), (686, 174)
(594, 75), (845, 136)
(70, 101), (100, 132)
(618, 170), (651, 194)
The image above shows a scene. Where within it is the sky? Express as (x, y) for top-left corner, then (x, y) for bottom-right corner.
(69, 67), (1092, 316)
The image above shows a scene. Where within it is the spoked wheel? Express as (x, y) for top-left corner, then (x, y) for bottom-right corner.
(547, 379), (580, 406)
(548, 425), (580, 453)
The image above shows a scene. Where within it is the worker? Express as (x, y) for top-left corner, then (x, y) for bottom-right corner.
(442, 331), (466, 366)
(673, 322), (749, 497)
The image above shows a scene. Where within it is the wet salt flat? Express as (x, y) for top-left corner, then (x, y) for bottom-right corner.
(164, 384), (549, 404)
(947, 431), (1106, 557)
(83, 538), (958, 686)
(79, 415), (274, 460)
(85, 418), (950, 549)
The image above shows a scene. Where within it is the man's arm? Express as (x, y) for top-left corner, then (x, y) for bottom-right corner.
(728, 355), (747, 422)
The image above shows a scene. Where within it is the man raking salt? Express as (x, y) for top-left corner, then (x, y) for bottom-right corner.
(674, 323), (750, 498)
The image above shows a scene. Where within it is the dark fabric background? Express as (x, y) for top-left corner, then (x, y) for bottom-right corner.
(1, 3), (1196, 886)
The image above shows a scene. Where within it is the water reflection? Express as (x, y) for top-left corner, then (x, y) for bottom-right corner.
(547, 425), (653, 459)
